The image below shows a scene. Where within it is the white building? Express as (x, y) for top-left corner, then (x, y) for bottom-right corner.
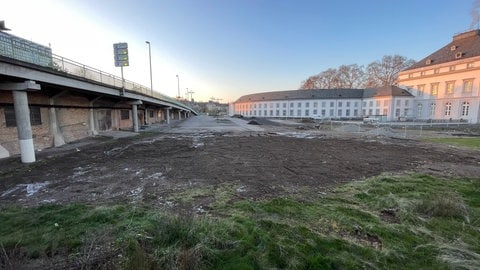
(233, 29), (480, 124)
(398, 29), (480, 124)
(231, 86), (414, 121)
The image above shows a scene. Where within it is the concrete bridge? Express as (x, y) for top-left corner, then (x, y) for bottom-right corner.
(0, 53), (196, 163)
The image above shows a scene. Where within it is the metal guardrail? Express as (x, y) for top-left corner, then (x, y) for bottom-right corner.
(50, 54), (190, 110)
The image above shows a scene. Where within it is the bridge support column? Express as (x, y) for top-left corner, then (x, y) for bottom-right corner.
(129, 100), (142, 132)
(13, 91), (36, 163)
(89, 96), (102, 135)
(132, 105), (139, 132)
(0, 81), (41, 163)
(165, 107), (171, 124)
(178, 111), (181, 120)
(49, 91), (67, 146)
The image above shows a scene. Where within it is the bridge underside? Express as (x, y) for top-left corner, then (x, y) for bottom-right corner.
(0, 59), (193, 162)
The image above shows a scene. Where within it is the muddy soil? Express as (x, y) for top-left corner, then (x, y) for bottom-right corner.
(1, 118), (479, 216)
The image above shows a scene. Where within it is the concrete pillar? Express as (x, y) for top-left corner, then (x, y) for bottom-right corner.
(166, 108), (170, 124)
(13, 91), (36, 163)
(132, 104), (139, 132)
(144, 107), (149, 125)
(178, 111), (181, 120)
(49, 97), (66, 146)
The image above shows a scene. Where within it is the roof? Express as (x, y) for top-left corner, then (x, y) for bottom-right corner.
(234, 86), (413, 103)
(404, 29), (480, 71)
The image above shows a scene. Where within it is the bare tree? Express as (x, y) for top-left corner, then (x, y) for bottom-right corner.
(336, 64), (365, 88)
(299, 65), (365, 89)
(365, 55), (415, 87)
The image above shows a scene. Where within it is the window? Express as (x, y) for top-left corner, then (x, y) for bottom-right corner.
(338, 101), (342, 107)
(269, 110), (273, 116)
(421, 71), (426, 76)
(306, 102), (309, 108)
(405, 100), (409, 106)
(417, 103), (423, 117)
(404, 109), (409, 116)
(337, 109), (342, 116)
(368, 109), (373, 115)
(259, 110), (262, 116)
(395, 109), (400, 117)
(375, 109), (380, 115)
(463, 79), (473, 93)
(408, 73), (413, 78)
(321, 101), (326, 107)
(330, 101), (334, 107)
(297, 102), (302, 108)
(264, 110), (267, 116)
(313, 109), (317, 115)
(329, 109), (334, 116)
(276, 103), (279, 108)
(417, 84), (425, 96)
(383, 108), (388, 115)
(445, 81), (455, 94)
(313, 102), (318, 108)
(363, 101), (366, 107)
(121, 110), (130, 120)
(434, 68), (439, 74)
(346, 109), (350, 116)
(297, 109), (301, 116)
(430, 83), (439, 96)
(462, 102), (470, 116)
(346, 101), (350, 107)
(445, 102), (452, 116)
(264, 104), (267, 108)
(354, 102), (358, 107)
(269, 103), (273, 108)
(383, 100), (388, 106)
(283, 103), (287, 108)
(276, 110), (279, 116)
(449, 65), (456, 71)
(396, 100), (401, 106)
(254, 104), (257, 109)
(353, 109), (358, 116)
(149, 110), (154, 118)
(282, 110), (286, 116)
(290, 103), (294, 107)
(4, 106), (42, 127)
(321, 109), (326, 117)
(376, 101), (380, 107)
(467, 62), (474, 69)
(369, 101), (373, 107)
(430, 103), (436, 116)
(305, 110), (309, 116)
(289, 110), (293, 116)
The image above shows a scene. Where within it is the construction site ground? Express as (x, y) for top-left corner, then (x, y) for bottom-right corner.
(1, 115), (479, 216)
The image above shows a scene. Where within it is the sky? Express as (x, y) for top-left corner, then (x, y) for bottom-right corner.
(2, 0), (479, 102)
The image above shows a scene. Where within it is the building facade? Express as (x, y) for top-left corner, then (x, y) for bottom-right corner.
(233, 30), (480, 124)
(231, 86), (415, 121)
(397, 29), (480, 124)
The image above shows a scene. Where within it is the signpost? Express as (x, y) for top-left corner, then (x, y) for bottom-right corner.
(113, 43), (129, 95)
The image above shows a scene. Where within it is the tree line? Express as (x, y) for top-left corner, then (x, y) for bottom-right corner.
(299, 55), (415, 90)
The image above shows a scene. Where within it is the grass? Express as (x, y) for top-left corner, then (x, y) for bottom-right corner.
(425, 137), (480, 148)
(1, 174), (479, 269)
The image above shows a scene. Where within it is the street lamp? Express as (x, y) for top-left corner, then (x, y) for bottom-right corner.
(176, 74), (180, 99)
(145, 41), (153, 96)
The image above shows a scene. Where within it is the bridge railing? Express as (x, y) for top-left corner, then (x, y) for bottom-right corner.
(50, 54), (188, 109)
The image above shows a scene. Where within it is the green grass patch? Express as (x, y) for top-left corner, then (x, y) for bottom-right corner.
(1, 174), (479, 269)
(425, 137), (480, 148)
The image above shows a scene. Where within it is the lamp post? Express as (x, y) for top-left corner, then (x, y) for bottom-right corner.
(176, 74), (180, 99)
(145, 41), (153, 96)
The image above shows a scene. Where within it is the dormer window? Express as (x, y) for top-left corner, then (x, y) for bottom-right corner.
(425, 59), (432, 65)
(450, 45), (457, 51)
(455, 52), (463, 59)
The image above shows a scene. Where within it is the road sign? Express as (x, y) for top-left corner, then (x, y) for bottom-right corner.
(113, 42), (129, 67)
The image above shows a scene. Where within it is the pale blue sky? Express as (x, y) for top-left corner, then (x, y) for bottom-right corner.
(2, 0), (478, 102)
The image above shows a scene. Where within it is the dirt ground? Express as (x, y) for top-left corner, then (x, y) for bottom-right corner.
(1, 116), (480, 215)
